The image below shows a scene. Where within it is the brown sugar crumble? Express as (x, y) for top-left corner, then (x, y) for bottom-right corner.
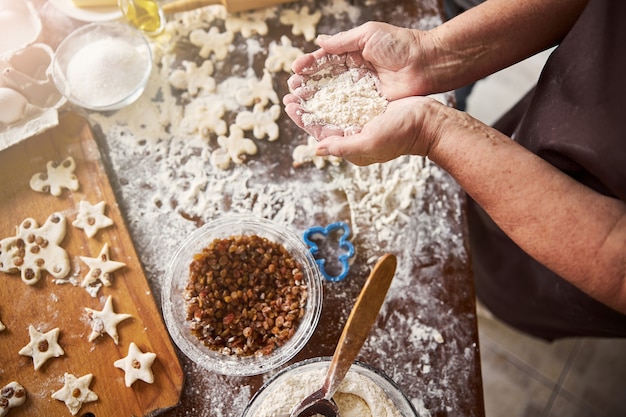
(184, 234), (308, 357)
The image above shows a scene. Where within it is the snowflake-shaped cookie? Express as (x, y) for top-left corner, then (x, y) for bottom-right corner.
(235, 103), (281, 141)
(169, 60), (216, 97)
(0, 381), (26, 417)
(235, 69), (279, 108)
(18, 325), (65, 370)
(293, 136), (342, 169)
(29, 156), (79, 197)
(72, 200), (114, 239)
(265, 36), (304, 73)
(210, 126), (257, 170)
(51, 373), (98, 416)
(224, 9), (271, 38)
(79, 243), (126, 294)
(114, 342), (157, 387)
(85, 295), (132, 345)
(0, 213), (70, 285)
(181, 96), (227, 137)
(189, 27), (234, 60)
(279, 6), (322, 41)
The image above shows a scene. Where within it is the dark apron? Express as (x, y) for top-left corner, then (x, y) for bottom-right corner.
(468, 0), (626, 340)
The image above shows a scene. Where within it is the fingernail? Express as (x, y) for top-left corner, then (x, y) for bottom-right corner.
(315, 145), (329, 156)
(317, 34), (331, 42)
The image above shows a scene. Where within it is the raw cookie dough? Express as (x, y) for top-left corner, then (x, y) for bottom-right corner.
(0, 212), (70, 285)
(51, 373), (98, 416)
(0, 381), (26, 417)
(279, 6), (322, 42)
(292, 136), (342, 169)
(18, 325), (65, 370)
(72, 200), (114, 238)
(210, 125), (257, 170)
(79, 243), (126, 294)
(265, 36), (304, 73)
(29, 156), (79, 197)
(114, 342), (157, 387)
(85, 295), (132, 345)
(235, 103), (281, 141)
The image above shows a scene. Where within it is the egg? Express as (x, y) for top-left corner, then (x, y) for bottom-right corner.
(0, 88), (28, 125)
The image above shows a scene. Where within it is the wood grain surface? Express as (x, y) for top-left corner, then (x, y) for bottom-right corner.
(0, 112), (183, 417)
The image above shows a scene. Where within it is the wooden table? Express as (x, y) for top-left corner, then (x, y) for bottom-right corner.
(14, 0), (485, 416)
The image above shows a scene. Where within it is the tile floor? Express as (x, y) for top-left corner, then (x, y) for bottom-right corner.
(464, 51), (626, 417)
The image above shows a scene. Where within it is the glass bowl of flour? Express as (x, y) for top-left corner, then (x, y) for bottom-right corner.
(242, 357), (420, 417)
(52, 21), (152, 111)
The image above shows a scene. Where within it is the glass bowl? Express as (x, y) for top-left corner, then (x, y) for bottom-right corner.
(162, 214), (323, 377)
(52, 21), (152, 111)
(242, 357), (419, 416)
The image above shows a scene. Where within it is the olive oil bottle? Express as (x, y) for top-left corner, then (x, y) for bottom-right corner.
(119, 0), (165, 36)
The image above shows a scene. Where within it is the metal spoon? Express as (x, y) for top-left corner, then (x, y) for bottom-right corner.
(289, 253), (397, 417)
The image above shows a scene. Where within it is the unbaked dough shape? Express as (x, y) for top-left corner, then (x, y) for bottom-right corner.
(235, 103), (281, 141)
(79, 242), (126, 293)
(85, 295), (132, 345)
(0, 381), (26, 417)
(18, 325), (65, 370)
(235, 69), (279, 108)
(168, 60), (215, 96)
(265, 35), (304, 73)
(180, 95), (227, 137)
(72, 200), (114, 239)
(114, 342), (157, 387)
(29, 156), (79, 197)
(224, 9), (271, 38)
(210, 125), (257, 170)
(292, 136), (342, 169)
(0, 212), (70, 285)
(51, 372), (98, 416)
(279, 6), (322, 42)
(189, 26), (234, 60)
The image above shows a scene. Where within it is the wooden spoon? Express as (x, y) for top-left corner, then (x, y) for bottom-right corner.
(289, 253), (398, 417)
(161, 0), (298, 14)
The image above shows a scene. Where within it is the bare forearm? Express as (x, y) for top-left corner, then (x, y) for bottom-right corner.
(428, 105), (626, 313)
(425, 0), (589, 92)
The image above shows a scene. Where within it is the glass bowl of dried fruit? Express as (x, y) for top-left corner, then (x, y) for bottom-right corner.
(162, 214), (323, 376)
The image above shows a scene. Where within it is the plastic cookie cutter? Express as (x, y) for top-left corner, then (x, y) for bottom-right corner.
(303, 221), (355, 282)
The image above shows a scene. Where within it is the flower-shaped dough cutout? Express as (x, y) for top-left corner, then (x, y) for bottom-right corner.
(29, 156), (79, 197)
(51, 373), (98, 416)
(303, 222), (355, 282)
(181, 95), (227, 137)
(0, 212), (70, 285)
(292, 136), (342, 169)
(279, 6), (322, 42)
(169, 60), (216, 96)
(18, 325), (65, 370)
(235, 69), (279, 107)
(265, 36), (304, 73)
(235, 103), (281, 141)
(72, 200), (114, 239)
(79, 243), (126, 294)
(85, 295), (132, 345)
(114, 342), (157, 387)
(189, 27), (234, 60)
(0, 381), (26, 417)
(210, 125), (257, 170)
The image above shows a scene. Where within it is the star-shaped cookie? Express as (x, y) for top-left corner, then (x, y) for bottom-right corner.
(79, 243), (126, 290)
(18, 325), (65, 370)
(51, 373), (98, 416)
(72, 200), (114, 238)
(114, 342), (157, 387)
(85, 295), (132, 345)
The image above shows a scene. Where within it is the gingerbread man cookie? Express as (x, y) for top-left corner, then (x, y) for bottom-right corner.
(235, 103), (281, 141)
(235, 69), (279, 108)
(169, 60), (216, 96)
(265, 36), (304, 73)
(224, 9), (270, 38)
(279, 6), (322, 42)
(210, 126), (257, 170)
(29, 156), (79, 197)
(293, 136), (342, 169)
(114, 342), (157, 387)
(18, 325), (65, 370)
(181, 96), (228, 137)
(189, 27), (234, 60)
(51, 373), (98, 416)
(0, 212), (70, 285)
(0, 381), (26, 417)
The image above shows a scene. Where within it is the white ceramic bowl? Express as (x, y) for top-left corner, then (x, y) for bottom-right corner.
(52, 22), (152, 111)
(242, 357), (419, 416)
(162, 214), (323, 377)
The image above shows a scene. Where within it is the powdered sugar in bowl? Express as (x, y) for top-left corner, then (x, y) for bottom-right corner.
(52, 22), (152, 111)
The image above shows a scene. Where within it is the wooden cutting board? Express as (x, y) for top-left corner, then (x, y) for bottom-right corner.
(0, 113), (183, 416)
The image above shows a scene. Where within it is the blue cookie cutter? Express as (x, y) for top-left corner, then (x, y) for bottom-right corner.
(303, 221), (355, 282)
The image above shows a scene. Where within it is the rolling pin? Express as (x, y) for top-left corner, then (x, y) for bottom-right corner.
(161, 0), (298, 14)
